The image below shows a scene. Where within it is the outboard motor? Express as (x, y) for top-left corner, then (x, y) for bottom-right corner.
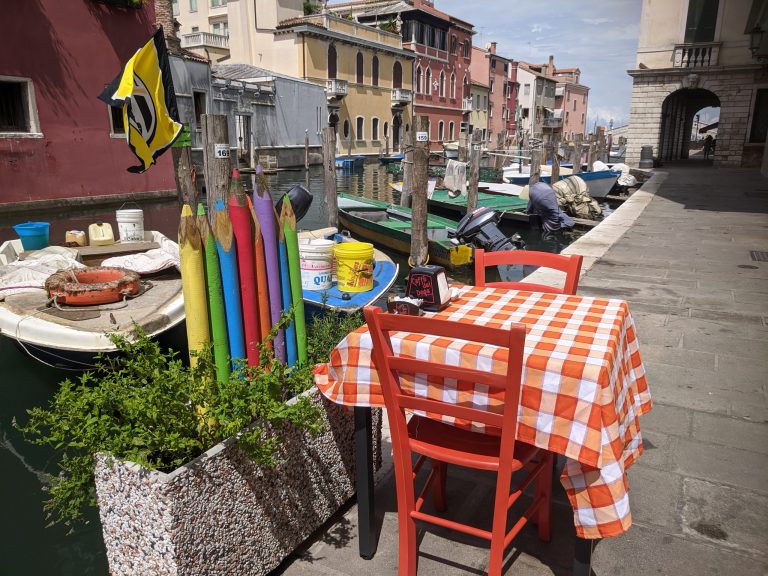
(454, 207), (525, 252)
(454, 207), (527, 284)
(274, 184), (313, 222)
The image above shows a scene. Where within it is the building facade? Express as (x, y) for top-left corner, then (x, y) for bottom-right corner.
(626, 0), (766, 167)
(469, 80), (489, 142)
(471, 43), (513, 149)
(0, 0), (177, 209)
(551, 62), (589, 140)
(505, 60), (520, 143)
(174, 0), (231, 63)
(516, 64), (558, 142)
(333, 0), (474, 151)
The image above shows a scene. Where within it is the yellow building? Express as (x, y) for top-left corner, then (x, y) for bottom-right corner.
(469, 80), (489, 144)
(177, 0), (414, 156)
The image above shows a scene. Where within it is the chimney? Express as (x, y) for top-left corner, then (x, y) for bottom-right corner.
(154, 0), (182, 55)
(487, 41), (497, 54)
(548, 55), (554, 76)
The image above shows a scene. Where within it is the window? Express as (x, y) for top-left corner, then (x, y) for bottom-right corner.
(491, 58), (496, 70)
(750, 89), (768, 143)
(356, 52), (364, 84)
(490, 79), (494, 93)
(343, 119), (350, 138)
(384, 122), (389, 138)
(212, 20), (228, 37)
(450, 35), (457, 55)
(193, 91), (206, 127)
(415, 21), (424, 44)
(573, 100), (577, 111)
(191, 26), (199, 32)
(0, 77), (41, 135)
(450, 73), (456, 99)
(328, 45), (337, 79)
(449, 121), (455, 140)
(567, 92), (570, 102)
(425, 68), (432, 95)
(372, 118), (379, 140)
(427, 26), (435, 48)
(356, 116), (364, 140)
(583, 94), (586, 104)
(172, 0), (179, 15)
(211, 0), (226, 6)
(483, 95), (487, 110)
(415, 66), (422, 94)
(684, 0), (719, 43)
(523, 83), (530, 96)
(393, 61), (402, 89)
(438, 120), (444, 141)
(463, 41), (470, 58)
(189, 0), (197, 11)
(372, 56), (379, 87)
(581, 113), (585, 123)
(489, 102), (493, 117)
(439, 71), (445, 97)
(108, 105), (125, 137)
(436, 29), (446, 51)
(475, 94), (480, 109)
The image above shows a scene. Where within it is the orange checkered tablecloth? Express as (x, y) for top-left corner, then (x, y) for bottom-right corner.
(314, 286), (652, 539)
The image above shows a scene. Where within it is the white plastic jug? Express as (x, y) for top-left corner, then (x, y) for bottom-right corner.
(299, 239), (335, 291)
(116, 208), (145, 242)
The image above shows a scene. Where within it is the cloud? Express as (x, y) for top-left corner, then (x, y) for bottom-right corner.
(581, 17), (612, 25)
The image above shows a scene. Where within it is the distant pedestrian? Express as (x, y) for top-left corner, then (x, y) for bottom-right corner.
(703, 135), (713, 160)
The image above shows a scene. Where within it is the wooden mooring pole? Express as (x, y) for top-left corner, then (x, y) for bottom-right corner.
(201, 114), (231, 213)
(550, 133), (561, 183)
(573, 134), (583, 174)
(321, 126), (338, 228)
(304, 129), (309, 171)
(410, 116), (430, 267)
(529, 147), (541, 186)
(400, 132), (413, 208)
(172, 144), (196, 206)
(467, 130), (481, 213)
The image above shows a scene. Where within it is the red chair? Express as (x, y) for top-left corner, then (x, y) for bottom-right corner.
(474, 248), (583, 295)
(364, 306), (553, 576)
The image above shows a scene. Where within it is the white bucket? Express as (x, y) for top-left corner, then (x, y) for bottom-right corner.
(116, 209), (145, 242)
(299, 239), (335, 291)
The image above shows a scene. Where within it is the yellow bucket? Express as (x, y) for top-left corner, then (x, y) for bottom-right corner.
(334, 242), (375, 292)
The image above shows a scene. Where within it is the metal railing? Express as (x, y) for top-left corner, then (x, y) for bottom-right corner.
(326, 79), (348, 97)
(542, 117), (563, 128)
(673, 42), (721, 68)
(391, 88), (412, 104)
(181, 32), (229, 49)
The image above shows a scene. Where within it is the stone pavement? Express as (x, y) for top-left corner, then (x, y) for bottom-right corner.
(275, 165), (768, 575)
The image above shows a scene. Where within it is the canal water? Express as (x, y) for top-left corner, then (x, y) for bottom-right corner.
(0, 162), (587, 574)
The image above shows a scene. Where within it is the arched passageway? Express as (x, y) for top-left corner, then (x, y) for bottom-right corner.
(659, 88), (720, 161)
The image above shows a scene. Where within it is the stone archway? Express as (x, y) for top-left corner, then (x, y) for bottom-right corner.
(659, 88), (720, 161)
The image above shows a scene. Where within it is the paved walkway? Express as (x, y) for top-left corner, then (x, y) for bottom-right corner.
(277, 165), (768, 575)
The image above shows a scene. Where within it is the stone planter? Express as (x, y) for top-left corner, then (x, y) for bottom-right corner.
(94, 388), (382, 576)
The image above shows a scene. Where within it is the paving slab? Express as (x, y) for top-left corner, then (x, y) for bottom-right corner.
(673, 437), (768, 494)
(692, 412), (768, 454)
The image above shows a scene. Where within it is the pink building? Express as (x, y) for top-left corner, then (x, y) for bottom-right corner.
(506, 61), (520, 140)
(470, 42), (513, 149)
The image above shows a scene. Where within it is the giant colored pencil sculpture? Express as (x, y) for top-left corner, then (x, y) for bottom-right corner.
(228, 169), (261, 366)
(197, 203), (230, 384)
(252, 167), (285, 363)
(213, 199), (245, 363)
(280, 197), (307, 364)
(278, 234), (297, 367)
(179, 204), (211, 367)
(246, 196), (272, 347)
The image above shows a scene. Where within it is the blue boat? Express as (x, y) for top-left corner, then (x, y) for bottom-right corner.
(335, 155), (366, 170)
(379, 153), (404, 165)
(502, 167), (621, 199)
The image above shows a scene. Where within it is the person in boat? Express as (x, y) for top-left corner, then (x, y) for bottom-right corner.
(526, 181), (575, 234)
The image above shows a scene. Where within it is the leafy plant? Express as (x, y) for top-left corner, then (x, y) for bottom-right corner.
(302, 1), (319, 15)
(379, 16), (398, 33)
(15, 310), (364, 527)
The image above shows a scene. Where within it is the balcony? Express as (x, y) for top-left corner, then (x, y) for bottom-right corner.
(326, 79), (348, 99)
(542, 117), (563, 129)
(673, 42), (721, 68)
(181, 31), (229, 51)
(461, 97), (473, 112)
(391, 88), (412, 105)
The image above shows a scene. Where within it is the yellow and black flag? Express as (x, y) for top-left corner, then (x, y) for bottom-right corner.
(99, 28), (182, 173)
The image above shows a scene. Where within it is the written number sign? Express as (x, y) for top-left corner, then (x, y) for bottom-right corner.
(214, 143), (230, 159)
(416, 131), (429, 142)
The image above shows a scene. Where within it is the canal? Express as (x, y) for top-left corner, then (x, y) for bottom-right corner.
(0, 162), (586, 574)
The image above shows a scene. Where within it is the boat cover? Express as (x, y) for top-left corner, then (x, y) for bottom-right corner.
(102, 234), (180, 274)
(0, 247), (84, 300)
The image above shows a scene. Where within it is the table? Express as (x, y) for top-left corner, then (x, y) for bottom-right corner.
(314, 286), (652, 573)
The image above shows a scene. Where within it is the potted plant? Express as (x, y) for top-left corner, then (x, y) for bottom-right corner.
(17, 312), (382, 576)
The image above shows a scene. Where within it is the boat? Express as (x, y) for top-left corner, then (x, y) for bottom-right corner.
(0, 231), (184, 369)
(442, 141), (459, 159)
(337, 194), (472, 269)
(297, 228), (398, 314)
(502, 166), (621, 199)
(378, 153), (404, 165)
(335, 155), (365, 170)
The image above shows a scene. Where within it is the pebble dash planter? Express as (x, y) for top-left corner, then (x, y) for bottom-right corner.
(94, 389), (382, 576)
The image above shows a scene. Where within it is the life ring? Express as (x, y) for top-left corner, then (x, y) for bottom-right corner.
(45, 266), (141, 306)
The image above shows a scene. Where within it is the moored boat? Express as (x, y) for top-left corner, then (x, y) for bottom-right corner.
(378, 153), (404, 165)
(0, 231), (184, 369)
(502, 166), (620, 199)
(335, 155), (365, 170)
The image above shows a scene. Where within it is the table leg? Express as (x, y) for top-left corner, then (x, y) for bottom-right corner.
(354, 406), (377, 559)
(573, 537), (594, 576)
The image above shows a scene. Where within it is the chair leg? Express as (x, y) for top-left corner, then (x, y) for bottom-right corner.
(488, 469), (512, 576)
(397, 510), (418, 576)
(535, 452), (554, 542)
(431, 459), (447, 512)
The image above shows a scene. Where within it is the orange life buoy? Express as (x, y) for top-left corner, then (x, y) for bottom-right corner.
(45, 266), (141, 306)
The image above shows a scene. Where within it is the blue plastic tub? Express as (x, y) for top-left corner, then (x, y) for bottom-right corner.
(13, 222), (50, 250)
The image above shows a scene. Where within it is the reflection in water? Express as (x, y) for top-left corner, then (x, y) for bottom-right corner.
(0, 161), (588, 573)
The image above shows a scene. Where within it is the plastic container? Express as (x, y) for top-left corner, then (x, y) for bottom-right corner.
(88, 222), (115, 246)
(13, 222), (50, 251)
(334, 242), (374, 293)
(116, 208), (145, 242)
(65, 230), (86, 246)
(299, 239), (335, 291)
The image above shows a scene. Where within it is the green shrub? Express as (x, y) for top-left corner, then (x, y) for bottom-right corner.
(15, 310), (364, 527)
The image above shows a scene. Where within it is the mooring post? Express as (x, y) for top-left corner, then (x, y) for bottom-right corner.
(410, 115), (430, 267)
(304, 129), (309, 171)
(201, 114), (231, 213)
(458, 127), (468, 163)
(322, 126), (338, 228)
(587, 141), (596, 172)
(529, 147), (542, 186)
(171, 139), (196, 206)
(400, 132), (413, 208)
(550, 133), (561, 183)
(573, 134), (583, 174)
(467, 130), (481, 213)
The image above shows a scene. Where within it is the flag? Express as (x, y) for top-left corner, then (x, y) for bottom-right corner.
(99, 28), (181, 173)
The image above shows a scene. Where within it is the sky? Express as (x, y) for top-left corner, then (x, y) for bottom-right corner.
(439, 0), (644, 130)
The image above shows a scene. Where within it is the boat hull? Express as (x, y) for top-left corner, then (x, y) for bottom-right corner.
(502, 170), (620, 199)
